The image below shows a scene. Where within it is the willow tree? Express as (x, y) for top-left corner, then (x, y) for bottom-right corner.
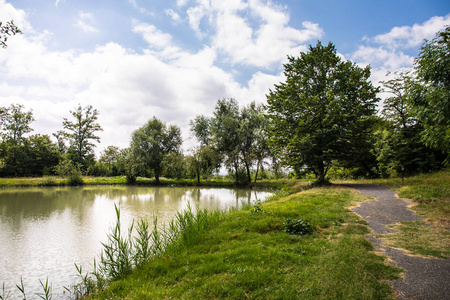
(130, 117), (182, 183)
(266, 42), (379, 183)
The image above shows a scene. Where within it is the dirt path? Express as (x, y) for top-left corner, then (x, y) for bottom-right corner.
(342, 183), (450, 300)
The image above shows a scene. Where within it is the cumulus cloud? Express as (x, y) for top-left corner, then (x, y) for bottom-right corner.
(351, 15), (449, 87)
(74, 11), (99, 33)
(372, 14), (450, 49)
(171, 0), (323, 68)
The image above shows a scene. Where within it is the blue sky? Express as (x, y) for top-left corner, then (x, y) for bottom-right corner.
(1, 0), (449, 153)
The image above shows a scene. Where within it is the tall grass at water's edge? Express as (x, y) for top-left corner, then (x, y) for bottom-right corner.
(0, 201), (224, 300)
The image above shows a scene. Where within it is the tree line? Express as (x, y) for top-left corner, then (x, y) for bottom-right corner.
(0, 26), (448, 184)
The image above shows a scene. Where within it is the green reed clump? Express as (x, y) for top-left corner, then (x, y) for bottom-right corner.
(65, 202), (223, 298)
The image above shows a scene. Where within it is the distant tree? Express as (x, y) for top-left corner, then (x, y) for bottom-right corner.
(211, 99), (242, 183)
(266, 42), (379, 183)
(409, 25), (450, 163)
(163, 151), (186, 179)
(0, 134), (59, 177)
(0, 104), (34, 144)
(53, 130), (67, 154)
(0, 20), (22, 48)
(186, 146), (221, 184)
(62, 104), (103, 170)
(130, 117), (182, 183)
(189, 115), (221, 184)
(98, 145), (120, 175)
(239, 102), (269, 183)
(191, 99), (271, 184)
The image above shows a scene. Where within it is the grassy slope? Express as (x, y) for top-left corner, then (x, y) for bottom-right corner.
(90, 187), (401, 299)
(367, 169), (450, 259)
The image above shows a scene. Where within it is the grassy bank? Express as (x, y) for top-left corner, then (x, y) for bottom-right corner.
(86, 186), (401, 299)
(0, 176), (310, 189)
(355, 169), (450, 259)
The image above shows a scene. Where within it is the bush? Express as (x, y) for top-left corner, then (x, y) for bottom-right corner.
(282, 218), (312, 235)
(54, 158), (84, 186)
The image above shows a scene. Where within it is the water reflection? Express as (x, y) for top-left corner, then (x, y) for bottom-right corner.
(0, 186), (271, 299)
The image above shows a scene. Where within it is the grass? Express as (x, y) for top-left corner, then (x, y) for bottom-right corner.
(87, 186), (401, 299)
(350, 169), (450, 259)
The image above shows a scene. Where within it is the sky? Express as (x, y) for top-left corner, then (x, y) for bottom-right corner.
(1, 0), (449, 156)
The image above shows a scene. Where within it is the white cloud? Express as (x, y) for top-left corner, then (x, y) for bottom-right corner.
(175, 0), (322, 68)
(352, 45), (414, 71)
(132, 20), (174, 49)
(128, 0), (154, 16)
(165, 9), (182, 24)
(0, 0), (32, 33)
(54, 0), (64, 7)
(187, 5), (206, 38)
(0, 4), (284, 154)
(74, 11), (99, 33)
(350, 14), (449, 89)
(372, 14), (450, 49)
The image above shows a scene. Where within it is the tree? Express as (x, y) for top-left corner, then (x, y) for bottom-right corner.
(378, 71), (444, 176)
(0, 104), (34, 144)
(130, 117), (182, 183)
(266, 41), (379, 183)
(0, 20), (22, 48)
(409, 25), (450, 163)
(98, 145), (120, 175)
(189, 115), (221, 184)
(62, 104), (103, 170)
(0, 134), (59, 177)
(163, 152), (186, 179)
(211, 98), (242, 183)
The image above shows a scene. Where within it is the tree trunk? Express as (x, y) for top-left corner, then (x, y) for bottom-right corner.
(245, 161), (251, 184)
(316, 163), (325, 184)
(155, 172), (160, 184)
(254, 161), (260, 184)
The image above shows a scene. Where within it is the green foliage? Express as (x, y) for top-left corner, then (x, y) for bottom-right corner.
(162, 151), (186, 179)
(409, 25), (450, 163)
(282, 217), (313, 235)
(266, 41), (379, 183)
(0, 103), (34, 144)
(61, 104), (103, 171)
(191, 99), (270, 185)
(0, 20), (22, 48)
(54, 158), (84, 185)
(0, 134), (60, 177)
(130, 117), (182, 183)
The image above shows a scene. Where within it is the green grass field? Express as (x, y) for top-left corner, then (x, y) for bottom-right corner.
(88, 186), (401, 299)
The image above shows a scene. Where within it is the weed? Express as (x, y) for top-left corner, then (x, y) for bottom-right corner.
(282, 217), (313, 235)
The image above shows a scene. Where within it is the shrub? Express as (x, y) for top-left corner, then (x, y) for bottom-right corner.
(54, 158), (84, 186)
(282, 217), (312, 235)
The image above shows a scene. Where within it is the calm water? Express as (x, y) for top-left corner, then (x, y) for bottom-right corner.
(0, 186), (272, 299)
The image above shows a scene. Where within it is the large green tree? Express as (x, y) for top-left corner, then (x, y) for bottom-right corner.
(266, 42), (379, 183)
(62, 104), (103, 170)
(130, 117), (182, 183)
(409, 25), (450, 163)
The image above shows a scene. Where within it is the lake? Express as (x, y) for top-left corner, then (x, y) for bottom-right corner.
(0, 186), (272, 299)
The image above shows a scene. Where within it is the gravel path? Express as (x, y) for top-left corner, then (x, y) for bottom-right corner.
(342, 183), (450, 300)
